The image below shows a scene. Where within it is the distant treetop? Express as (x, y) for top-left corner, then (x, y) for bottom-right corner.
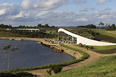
(77, 24), (96, 28)
(0, 24), (12, 28)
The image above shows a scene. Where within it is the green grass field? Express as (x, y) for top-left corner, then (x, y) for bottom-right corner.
(74, 45), (116, 54)
(46, 55), (116, 77)
(75, 45), (116, 50)
(0, 32), (25, 37)
(90, 45), (116, 54)
(92, 29), (116, 38)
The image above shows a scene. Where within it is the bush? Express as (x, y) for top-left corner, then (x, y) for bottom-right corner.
(0, 72), (34, 77)
(51, 65), (62, 74)
(80, 44), (83, 47)
(15, 72), (33, 77)
(0, 72), (15, 77)
(46, 69), (52, 75)
(90, 46), (93, 49)
(86, 45), (89, 50)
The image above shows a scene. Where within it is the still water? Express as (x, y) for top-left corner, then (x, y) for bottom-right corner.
(0, 39), (75, 71)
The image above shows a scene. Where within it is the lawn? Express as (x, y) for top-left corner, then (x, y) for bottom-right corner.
(74, 45), (116, 54)
(0, 32), (25, 37)
(91, 45), (116, 50)
(46, 55), (116, 77)
(91, 45), (116, 54)
(92, 29), (116, 38)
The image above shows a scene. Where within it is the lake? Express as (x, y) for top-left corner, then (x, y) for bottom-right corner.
(0, 39), (75, 71)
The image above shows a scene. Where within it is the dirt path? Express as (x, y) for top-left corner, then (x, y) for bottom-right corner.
(25, 44), (116, 77)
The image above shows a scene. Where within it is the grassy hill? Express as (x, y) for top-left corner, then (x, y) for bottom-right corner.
(46, 55), (116, 77)
(44, 28), (116, 77)
(92, 29), (116, 38)
(65, 28), (116, 43)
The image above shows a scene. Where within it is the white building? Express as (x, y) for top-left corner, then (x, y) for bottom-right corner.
(58, 28), (116, 46)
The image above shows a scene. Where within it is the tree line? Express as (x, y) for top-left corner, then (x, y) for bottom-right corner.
(105, 24), (116, 31)
(17, 24), (56, 28)
(0, 24), (56, 28)
(0, 24), (12, 28)
(98, 22), (116, 31)
(77, 24), (96, 28)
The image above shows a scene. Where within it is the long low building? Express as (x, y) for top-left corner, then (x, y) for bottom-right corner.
(58, 28), (116, 46)
(7, 28), (44, 32)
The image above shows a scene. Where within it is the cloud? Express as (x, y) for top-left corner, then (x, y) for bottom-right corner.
(0, 2), (116, 27)
(90, 8), (96, 11)
(97, 0), (106, 4)
(20, 0), (68, 10)
(105, 7), (111, 11)
(0, 9), (6, 15)
(0, 3), (14, 16)
(20, 0), (32, 9)
(80, 8), (95, 12)
(73, 0), (86, 4)
(97, 0), (111, 4)
(80, 8), (88, 11)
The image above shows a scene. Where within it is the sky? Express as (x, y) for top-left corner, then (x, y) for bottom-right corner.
(0, 0), (116, 27)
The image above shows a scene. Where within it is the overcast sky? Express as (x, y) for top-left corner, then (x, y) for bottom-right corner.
(0, 0), (115, 27)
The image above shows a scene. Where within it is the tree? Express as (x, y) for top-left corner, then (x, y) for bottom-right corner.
(106, 24), (111, 31)
(111, 24), (116, 30)
(98, 22), (104, 29)
(85, 24), (96, 28)
(45, 24), (49, 27)
(18, 25), (23, 28)
(51, 26), (55, 28)
(1, 44), (19, 71)
(37, 24), (42, 27)
(8, 25), (12, 28)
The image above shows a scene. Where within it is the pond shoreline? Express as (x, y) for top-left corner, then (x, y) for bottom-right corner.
(0, 37), (82, 59)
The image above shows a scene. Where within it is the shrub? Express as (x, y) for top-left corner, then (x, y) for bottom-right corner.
(46, 69), (52, 75)
(0, 72), (34, 77)
(0, 72), (15, 77)
(80, 44), (83, 47)
(90, 46), (93, 49)
(51, 65), (62, 74)
(15, 72), (33, 77)
(86, 45), (89, 50)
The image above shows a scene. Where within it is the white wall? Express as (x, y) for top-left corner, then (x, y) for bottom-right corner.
(58, 28), (116, 46)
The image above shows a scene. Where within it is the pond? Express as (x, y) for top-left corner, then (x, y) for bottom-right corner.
(0, 39), (75, 71)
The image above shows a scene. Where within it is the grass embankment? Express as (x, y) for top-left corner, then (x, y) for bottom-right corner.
(74, 45), (116, 54)
(46, 55), (116, 77)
